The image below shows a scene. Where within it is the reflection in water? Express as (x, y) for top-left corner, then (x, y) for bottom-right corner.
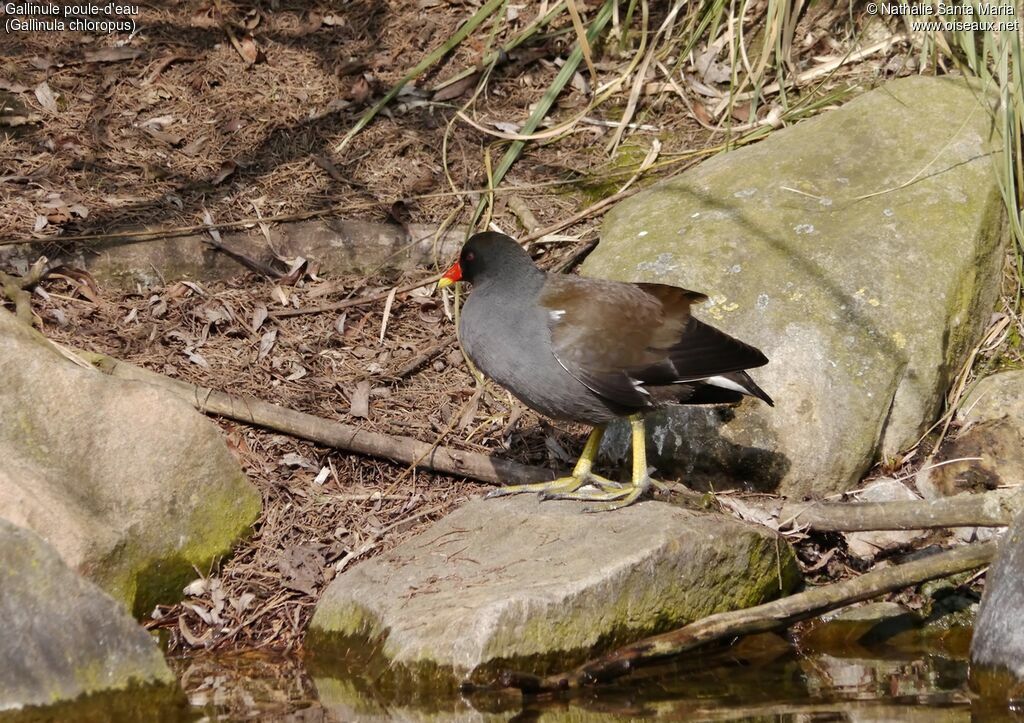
(5, 631), (1023, 722)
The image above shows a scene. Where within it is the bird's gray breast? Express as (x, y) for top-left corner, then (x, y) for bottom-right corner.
(459, 285), (619, 424)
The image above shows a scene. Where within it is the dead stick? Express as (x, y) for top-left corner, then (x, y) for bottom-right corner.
(82, 352), (556, 486)
(390, 336), (456, 379)
(269, 274), (442, 319)
(742, 490), (1022, 531)
(489, 541), (996, 693)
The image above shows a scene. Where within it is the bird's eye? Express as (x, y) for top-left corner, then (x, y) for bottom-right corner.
(465, 251), (475, 262)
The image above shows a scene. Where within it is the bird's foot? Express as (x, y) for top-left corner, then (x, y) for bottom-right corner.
(562, 475), (654, 512)
(485, 472), (622, 500)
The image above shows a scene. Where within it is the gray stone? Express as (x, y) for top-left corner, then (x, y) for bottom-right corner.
(587, 76), (1006, 496)
(918, 370), (1024, 499)
(972, 514), (1024, 677)
(0, 220), (464, 290)
(0, 309), (261, 614)
(843, 479), (928, 560)
(0, 519), (174, 711)
(309, 496), (800, 679)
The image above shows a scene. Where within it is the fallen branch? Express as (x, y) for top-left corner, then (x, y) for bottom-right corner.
(481, 540), (996, 693)
(389, 336), (456, 379)
(736, 489), (1022, 531)
(81, 351), (556, 486)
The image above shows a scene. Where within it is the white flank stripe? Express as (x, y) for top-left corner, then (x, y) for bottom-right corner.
(704, 375), (748, 394)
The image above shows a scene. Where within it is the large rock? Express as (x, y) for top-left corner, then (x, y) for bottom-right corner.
(0, 309), (261, 615)
(971, 511), (1024, 679)
(918, 370), (1024, 498)
(587, 76), (1006, 496)
(0, 519), (174, 711)
(309, 496), (800, 681)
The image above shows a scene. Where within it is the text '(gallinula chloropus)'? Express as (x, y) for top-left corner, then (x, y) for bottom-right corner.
(438, 232), (773, 510)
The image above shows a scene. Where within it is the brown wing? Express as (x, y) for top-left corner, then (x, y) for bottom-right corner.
(540, 276), (768, 408)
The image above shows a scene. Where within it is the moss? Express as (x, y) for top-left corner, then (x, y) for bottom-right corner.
(309, 530), (802, 696)
(0, 681), (187, 723)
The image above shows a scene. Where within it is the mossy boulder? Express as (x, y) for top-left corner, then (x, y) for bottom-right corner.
(0, 519), (175, 711)
(0, 309), (261, 615)
(587, 75), (1007, 496)
(309, 496), (799, 683)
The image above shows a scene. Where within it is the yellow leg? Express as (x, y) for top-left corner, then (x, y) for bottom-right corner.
(545, 414), (653, 512)
(485, 426), (619, 499)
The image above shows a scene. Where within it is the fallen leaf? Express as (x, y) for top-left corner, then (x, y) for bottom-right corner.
(348, 75), (371, 104)
(210, 160), (237, 185)
(143, 126), (185, 146)
(280, 452), (314, 468)
(190, 5), (219, 27)
(230, 592), (255, 615)
(232, 33), (264, 65)
(34, 81), (58, 113)
(432, 71), (482, 102)
(277, 544), (325, 596)
(181, 135), (209, 156)
(257, 328), (277, 360)
(251, 303), (268, 331)
(84, 47), (142, 63)
(186, 349), (210, 368)
(0, 79), (30, 93)
(350, 380), (371, 418)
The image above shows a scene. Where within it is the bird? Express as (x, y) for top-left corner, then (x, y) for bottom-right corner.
(436, 231), (773, 511)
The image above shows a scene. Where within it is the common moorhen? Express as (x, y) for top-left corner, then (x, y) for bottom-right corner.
(437, 232), (773, 510)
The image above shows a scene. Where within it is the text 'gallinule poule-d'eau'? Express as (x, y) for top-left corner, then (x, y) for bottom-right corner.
(437, 232), (773, 511)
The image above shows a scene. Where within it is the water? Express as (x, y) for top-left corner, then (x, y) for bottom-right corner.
(4, 625), (1022, 722)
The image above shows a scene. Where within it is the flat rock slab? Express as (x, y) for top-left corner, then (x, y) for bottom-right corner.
(310, 496), (799, 679)
(0, 309), (261, 614)
(0, 519), (174, 711)
(588, 76), (1007, 497)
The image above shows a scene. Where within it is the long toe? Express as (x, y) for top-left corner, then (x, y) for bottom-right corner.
(584, 476), (654, 513)
(486, 476), (585, 500)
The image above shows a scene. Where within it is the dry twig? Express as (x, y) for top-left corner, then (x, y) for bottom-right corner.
(81, 351), (557, 487)
(479, 541), (997, 693)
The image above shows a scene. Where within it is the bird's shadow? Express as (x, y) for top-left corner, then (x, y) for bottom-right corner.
(599, 404), (792, 494)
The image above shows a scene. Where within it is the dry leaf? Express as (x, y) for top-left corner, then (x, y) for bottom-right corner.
(432, 71), (482, 102)
(0, 79), (30, 93)
(143, 126), (185, 146)
(34, 81), (58, 113)
(181, 135), (209, 156)
(251, 303), (268, 331)
(84, 47), (142, 63)
(190, 6), (219, 27)
(233, 33), (264, 65)
(277, 544), (325, 596)
(210, 160), (237, 185)
(350, 380), (371, 419)
(257, 328), (277, 360)
(348, 75), (371, 104)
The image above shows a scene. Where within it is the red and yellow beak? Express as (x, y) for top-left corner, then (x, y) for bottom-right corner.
(437, 260), (462, 290)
